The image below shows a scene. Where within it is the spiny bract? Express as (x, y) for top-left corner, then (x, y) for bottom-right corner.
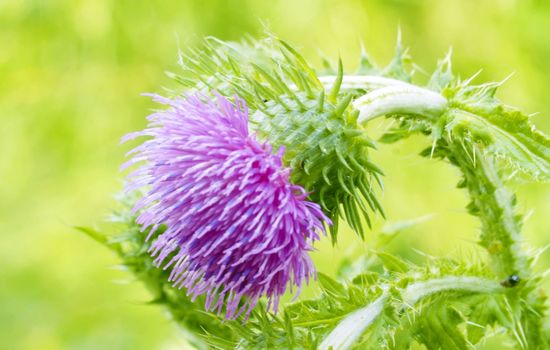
(122, 93), (329, 319)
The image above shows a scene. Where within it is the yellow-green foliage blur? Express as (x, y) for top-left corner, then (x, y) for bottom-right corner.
(1, 1), (549, 349)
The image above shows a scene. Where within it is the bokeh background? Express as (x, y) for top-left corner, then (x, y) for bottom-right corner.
(1, 0), (549, 349)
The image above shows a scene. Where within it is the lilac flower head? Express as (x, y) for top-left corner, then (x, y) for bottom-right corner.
(122, 93), (329, 319)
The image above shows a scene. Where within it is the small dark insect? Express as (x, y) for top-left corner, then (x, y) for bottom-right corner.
(501, 274), (521, 288)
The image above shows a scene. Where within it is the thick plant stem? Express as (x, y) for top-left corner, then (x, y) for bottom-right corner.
(353, 85), (448, 123)
(402, 276), (502, 305)
(447, 140), (528, 278)
(445, 138), (547, 349)
(318, 75), (411, 90)
(319, 75), (448, 123)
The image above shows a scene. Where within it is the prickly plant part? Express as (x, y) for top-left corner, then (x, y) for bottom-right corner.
(121, 93), (329, 320)
(82, 34), (550, 350)
(170, 37), (385, 242)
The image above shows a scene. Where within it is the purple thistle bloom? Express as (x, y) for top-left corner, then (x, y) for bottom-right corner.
(122, 93), (329, 319)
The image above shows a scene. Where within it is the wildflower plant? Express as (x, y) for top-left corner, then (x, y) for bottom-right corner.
(81, 34), (550, 349)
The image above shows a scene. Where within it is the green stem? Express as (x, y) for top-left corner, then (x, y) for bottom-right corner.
(446, 138), (528, 278)
(444, 136), (547, 349)
(353, 85), (448, 123)
(402, 276), (502, 306)
(318, 75), (410, 90)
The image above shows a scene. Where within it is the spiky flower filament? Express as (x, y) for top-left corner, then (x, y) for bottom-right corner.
(122, 93), (329, 319)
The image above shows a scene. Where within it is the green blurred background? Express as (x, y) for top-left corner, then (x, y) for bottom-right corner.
(1, 0), (549, 349)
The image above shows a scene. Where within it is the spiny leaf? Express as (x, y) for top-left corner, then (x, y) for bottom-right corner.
(382, 30), (412, 82)
(356, 41), (377, 75)
(75, 226), (108, 245)
(375, 251), (409, 273)
(428, 49), (454, 91)
(318, 293), (388, 350)
(444, 81), (550, 181)
(329, 58), (343, 103)
(318, 272), (347, 297)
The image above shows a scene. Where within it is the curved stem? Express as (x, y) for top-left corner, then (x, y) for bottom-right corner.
(446, 139), (529, 278)
(402, 276), (502, 306)
(318, 75), (448, 123)
(318, 75), (412, 90)
(353, 85), (448, 123)
(343, 80), (526, 277)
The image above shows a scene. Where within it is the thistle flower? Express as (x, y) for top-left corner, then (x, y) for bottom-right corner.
(122, 93), (329, 319)
(174, 37), (385, 243)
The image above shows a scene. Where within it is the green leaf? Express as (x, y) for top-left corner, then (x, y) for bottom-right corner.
(318, 272), (347, 297)
(374, 251), (409, 273)
(444, 107), (550, 181)
(318, 293), (388, 350)
(75, 226), (107, 245)
(352, 272), (379, 286)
